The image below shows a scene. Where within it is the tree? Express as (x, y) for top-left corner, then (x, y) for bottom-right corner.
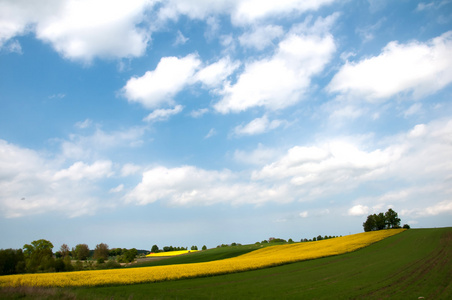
(121, 248), (137, 263)
(60, 244), (70, 258)
(375, 212), (386, 230)
(191, 245), (198, 250)
(151, 245), (159, 253)
(74, 244), (90, 261)
(0, 249), (25, 275)
(23, 239), (54, 273)
(202, 245), (207, 250)
(385, 208), (401, 228)
(94, 243), (109, 262)
(363, 209), (403, 232)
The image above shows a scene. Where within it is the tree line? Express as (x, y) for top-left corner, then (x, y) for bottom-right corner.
(363, 208), (410, 232)
(0, 239), (141, 275)
(150, 245), (207, 253)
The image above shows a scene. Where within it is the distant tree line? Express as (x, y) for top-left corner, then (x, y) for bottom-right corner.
(150, 245), (206, 252)
(363, 208), (410, 232)
(0, 239), (142, 275)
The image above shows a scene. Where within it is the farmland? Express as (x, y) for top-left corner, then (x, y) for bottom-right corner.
(1, 227), (451, 299)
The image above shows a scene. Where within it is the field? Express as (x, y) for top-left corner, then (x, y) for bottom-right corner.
(1, 227), (451, 299)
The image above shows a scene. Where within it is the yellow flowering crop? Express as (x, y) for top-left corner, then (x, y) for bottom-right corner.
(146, 250), (198, 257)
(0, 229), (404, 288)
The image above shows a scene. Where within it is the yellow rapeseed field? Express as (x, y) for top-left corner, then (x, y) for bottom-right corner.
(146, 250), (198, 257)
(0, 229), (404, 288)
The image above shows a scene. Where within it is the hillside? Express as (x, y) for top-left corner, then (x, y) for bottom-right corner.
(1, 228), (450, 299)
(74, 228), (452, 299)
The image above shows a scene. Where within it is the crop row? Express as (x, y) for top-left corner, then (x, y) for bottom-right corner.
(0, 229), (404, 287)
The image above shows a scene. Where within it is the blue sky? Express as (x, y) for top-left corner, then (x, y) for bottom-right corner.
(1, 0), (452, 251)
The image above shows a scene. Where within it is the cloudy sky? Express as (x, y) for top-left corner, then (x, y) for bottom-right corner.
(1, 0), (452, 251)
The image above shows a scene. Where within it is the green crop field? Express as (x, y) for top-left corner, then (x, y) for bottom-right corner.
(1, 228), (451, 299)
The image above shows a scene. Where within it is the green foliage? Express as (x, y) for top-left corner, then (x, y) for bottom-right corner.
(202, 245), (207, 250)
(93, 243), (109, 261)
(363, 208), (402, 232)
(22, 239), (54, 273)
(403, 224), (411, 229)
(73, 244), (90, 261)
(191, 245), (198, 250)
(0, 248), (25, 275)
(151, 245), (159, 253)
(118, 248), (138, 263)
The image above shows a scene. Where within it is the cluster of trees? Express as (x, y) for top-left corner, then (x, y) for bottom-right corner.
(150, 245), (207, 253)
(0, 239), (140, 275)
(363, 208), (409, 232)
(253, 236), (339, 245)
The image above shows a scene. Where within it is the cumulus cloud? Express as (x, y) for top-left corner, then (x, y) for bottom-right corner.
(0, 0), (154, 62)
(155, 0), (337, 26)
(194, 56), (240, 88)
(125, 166), (289, 206)
(234, 144), (280, 166)
(215, 19), (336, 113)
(348, 205), (369, 216)
(123, 54), (201, 109)
(231, 0), (337, 25)
(238, 25), (284, 50)
(143, 105), (183, 122)
(0, 140), (114, 218)
(233, 115), (285, 136)
(328, 31), (452, 101)
(53, 160), (113, 181)
(61, 126), (146, 160)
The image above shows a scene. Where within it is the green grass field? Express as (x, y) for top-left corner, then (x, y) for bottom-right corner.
(1, 228), (451, 299)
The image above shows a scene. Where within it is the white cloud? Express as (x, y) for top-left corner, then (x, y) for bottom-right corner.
(233, 115), (285, 136)
(348, 205), (369, 216)
(75, 119), (93, 129)
(0, 140), (114, 218)
(0, 0), (154, 62)
(53, 160), (113, 181)
(231, 0), (337, 25)
(121, 163), (142, 177)
(215, 20), (336, 113)
(404, 103), (423, 117)
(299, 211), (309, 218)
(143, 105), (183, 122)
(61, 126), (146, 160)
(125, 165), (291, 206)
(204, 128), (217, 139)
(195, 56), (240, 88)
(238, 25), (284, 50)
(155, 0), (337, 26)
(123, 54), (201, 109)
(110, 184), (124, 193)
(234, 144), (279, 166)
(190, 108), (209, 118)
(328, 31), (452, 101)
(173, 30), (188, 46)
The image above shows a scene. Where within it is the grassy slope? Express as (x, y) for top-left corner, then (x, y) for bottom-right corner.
(71, 228), (452, 299)
(129, 243), (267, 267)
(1, 228), (450, 299)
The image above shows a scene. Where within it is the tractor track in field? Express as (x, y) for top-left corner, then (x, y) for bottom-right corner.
(362, 230), (452, 299)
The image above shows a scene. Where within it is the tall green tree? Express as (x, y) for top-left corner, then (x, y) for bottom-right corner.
(385, 208), (401, 228)
(363, 214), (377, 232)
(93, 243), (109, 262)
(23, 239), (54, 273)
(151, 245), (159, 253)
(73, 244), (90, 261)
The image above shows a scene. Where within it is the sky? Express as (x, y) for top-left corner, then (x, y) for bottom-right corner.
(1, 0), (452, 251)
